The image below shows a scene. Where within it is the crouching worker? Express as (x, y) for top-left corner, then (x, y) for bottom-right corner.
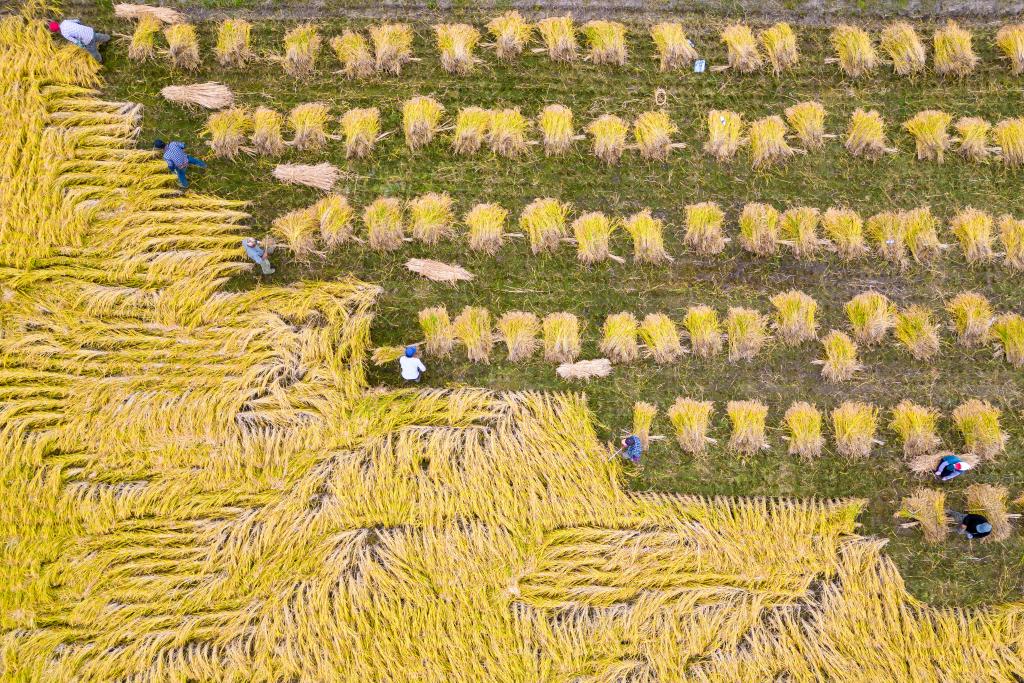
(49, 18), (109, 62)
(243, 237), (275, 275)
(400, 346), (425, 383)
(947, 509), (992, 540)
(619, 435), (643, 464)
(934, 453), (973, 482)
(154, 139), (207, 189)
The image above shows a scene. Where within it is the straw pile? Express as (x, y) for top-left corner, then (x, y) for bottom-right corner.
(556, 358), (611, 381)
(160, 82), (234, 110)
(405, 259), (474, 283)
(114, 3), (184, 23)
(272, 163), (340, 191)
(890, 401), (941, 458)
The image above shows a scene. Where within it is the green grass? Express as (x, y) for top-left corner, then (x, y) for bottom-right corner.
(96, 17), (1024, 607)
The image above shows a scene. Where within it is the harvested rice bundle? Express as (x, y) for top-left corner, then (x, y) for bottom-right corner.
(749, 115), (795, 169)
(846, 291), (896, 346)
(684, 202), (726, 255)
(905, 110), (953, 162)
(369, 23), (414, 75)
(770, 290), (817, 345)
(537, 15), (578, 62)
(453, 107), (492, 155)
(996, 24), (1024, 74)
(487, 11), (532, 60)
(128, 15), (160, 61)
(165, 23), (200, 70)
(465, 203), (507, 254)
(822, 207), (867, 259)
(634, 110), (678, 161)
(946, 291), (993, 347)
(993, 117), (1024, 167)
(315, 194), (355, 247)
(895, 305), (941, 360)
(288, 102), (331, 151)
(846, 108), (892, 159)
(966, 484), (1012, 541)
(435, 23), (480, 75)
(160, 82), (234, 110)
(954, 116), (991, 162)
(727, 400), (768, 456)
(738, 202), (780, 256)
(780, 206), (821, 259)
(650, 22), (697, 71)
(999, 214), (1024, 269)
(784, 402), (824, 459)
(272, 163), (340, 191)
(520, 198), (570, 254)
(272, 206), (318, 260)
(283, 24), (321, 78)
(721, 24), (762, 72)
(114, 3), (184, 22)
(784, 101), (826, 151)
(953, 399), (1006, 458)
(867, 211), (907, 264)
(600, 312), (639, 363)
(951, 207), (994, 264)
(251, 107), (285, 156)
(557, 358), (612, 381)
(891, 400), (941, 458)
(497, 311), (540, 361)
(572, 211), (615, 264)
(831, 24), (878, 77)
(760, 22), (799, 74)
(898, 489), (948, 543)
(705, 110), (744, 161)
(487, 108), (530, 157)
(538, 104), (575, 156)
(408, 192), (454, 244)
(363, 197), (405, 251)
(582, 20), (628, 65)
(933, 20), (977, 76)
(903, 206), (942, 263)
(819, 330), (860, 382)
(668, 398), (715, 455)
(587, 114), (629, 165)
(831, 401), (878, 458)
(624, 210), (670, 264)
(543, 312), (581, 363)
(993, 313), (1024, 367)
(419, 307), (455, 358)
(453, 306), (494, 363)
(684, 305), (723, 358)
(639, 313), (682, 363)
(330, 31), (374, 79)
(633, 402), (657, 450)
(880, 22), (926, 75)
(203, 107), (251, 159)
(215, 18), (252, 67)
(403, 96), (445, 151)
(726, 307), (769, 361)
(340, 107), (381, 159)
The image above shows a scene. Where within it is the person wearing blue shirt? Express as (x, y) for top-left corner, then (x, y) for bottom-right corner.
(934, 453), (973, 481)
(620, 435), (643, 464)
(154, 139), (207, 189)
(243, 237), (275, 275)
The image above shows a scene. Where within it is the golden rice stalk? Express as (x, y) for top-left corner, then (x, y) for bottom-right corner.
(403, 96), (445, 151)
(372, 345), (409, 366)
(953, 399), (1006, 458)
(770, 290), (817, 345)
(633, 401), (657, 450)
(684, 305), (722, 358)
(639, 313), (682, 363)
(315, 194), (355, 247)
(895, 305), (940, 360)
(954, 116), (991, 162)
(904, 109), (953, 162)
(760, 22), (799, 74)
(846, 291), (896, 346)
(684, 202), (726, 255)
(572, 211), (615, 264)
(581, 20), (628, 65)
(538, 104), (574, 156)
(880, 21), (926, 75)
(487, 11), (533, 60)
(999, 213), (1024, 270)
(738, 202), (780, 256)
(600, 312), (640, 363)
(898, 489), (948, 543)
(369, 23), (414, 75)
(749, 115), (795, 169)
(624, 210), (670, 264)
(537, 15), (578, 62)
(340, 107), (380, 159)
(128, 15), (160, 61)
(819, 330), (860, 382)
(727, 400), (768, 456)
(288, 102), (331, 151)
(933, 20), (977, 76)
(831, 24), (878, 77)
(993, 313), (1024, 367)
(520, 198), (570, 254)
(160, 82), (234, 110)
(650, 22), (697, 71)
(330, 31), (374, 78)
(453, 107), (492, 155)
(543, 312), (582, 363)
(946, 291), (993, 347)
(721, 24), (762, 72)
(363, 197), (405, 251)
(434, 23), (480, 74)
(271, 163), (340, 191)
(996, 24), (1024, 75)
(951, 207), (994, 264)
(845, 108), (891, 159)
(453, 306), (494, 363)
(903, 206), (941, 263)
(822, 207), (867, 259)
(784, 101), (826, 150)
(418, 306), (455, 358)
(993, 117), (1024, 167)
(891, 400), (941, 458)
(487, 108), (530, 157)
(784, 401), (824, 459)
(465, 202), (507, 254)
(251, 107), (285, 155)
(164, 23), (200, 71)
(668, 398), (714, 455)
(966, 484), (1012, 541)
(114, 3), (184, 23)
(497, 311), (540, 361)
(780, 206), (821, 259)
(867, 210), (907, 264)
(587, 114), (629, 165)
(408, 192), (454, 244)
(215, 18), (252, 67)
(282, 24), (321, 78)
(272, 206), (318, 260)
(705, 110), (744, 161)
(831, 401), (878, 458)
(726, 307), (769, 361)
(203, 107), (251, 159)
(634, 110), (678, 161)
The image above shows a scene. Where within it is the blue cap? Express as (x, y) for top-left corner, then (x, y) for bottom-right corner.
(976, 522), (993, 534)
(405, 346), (416, 357)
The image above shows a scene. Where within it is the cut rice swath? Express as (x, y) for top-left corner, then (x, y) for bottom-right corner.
(684, 202), (726, 254)
(822, 207), (867, 259)
(215, 19), (252, 67)
(408, 192), (454, 244)
(454, 107), (492, 155)
(760, 22), (798, 74)
(251, 107), (285, 155)
(784, 101), (826, 151)
(780, 206), (821, 259)
(650, 22), (697, 71)
(539, 105), (575, 156)
(933, 21), (977, 76)
(721, 24), (762, 72)
(543, 312), (582, 363)
(497, 311), (540, 361)
(128, 15), (160, 61)
(369, 23), (414, 74)
(950, 207), (994, 264)
(599, 312), (639, 363)
(684, 305), (722, 358)
(572, 211), (615, 264)
(880, 21), (926, 75)
(340, 107), (381, 159)
(419, 306), (455, 357)
(633, 402), (657, 450)
(639, 313), (682, 363)
(831, 401), (878, 459)
(331, 31), (374, 78)
(624, 210), (670, 264)
(283, 24), (321, 79)
(898, 489), (948, 543)
(770, 290), (817, 345)
(581, 20), (628, 66)
(487, 11), (532, 60)
(434, 23), (481, 75)
(945, 291), (993, 347)
(537, 15), (578, 62)
(890, 400), (941, 458)
(453, 306), (494, 363)
(784, 402), (824, 459)
(160, 82), (234, 110)
(831, 24), (878, 77)
(587, 114), (629, 165)
(520, 198), (570, 254)
(668, 398), (715, 455)
(364, 198), (405, 251)
(819, 330), (859, 382)
(727, 400), (768, 456)
(465, 203), (507, 254)
(164, 23), (200, 71)
(272, 163), (340, 191)
(371, 345), (407, 366)
(405, 259), (474, 283)
(556, 358), (611, 381)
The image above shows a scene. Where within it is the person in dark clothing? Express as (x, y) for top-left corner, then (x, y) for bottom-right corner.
(947, 510), (992, 539)
(934, 453), (973, 482)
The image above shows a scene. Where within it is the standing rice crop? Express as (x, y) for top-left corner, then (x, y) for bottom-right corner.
(537, 15), (577, 62)
(668, 398), (714, 455)
(966, 484), (1012, 541)
(634, 110), (678, 161)
(487, 11), (532, 60)
(497, 311), (540, 361)
(369, 23), (414, 74)
(408, 193), (455, 244)
(951, 207), (994, 264)
(587, 114), (629, 165)
(684, 202), (726, 255)
(999, 214), (1024, 269)
(846, 108), (891, 159)
(251, 107), (285, 156)
(880, 21), (926, 75)
(946, 291), (993, 347)
(996, 24), (1024, 74)
(784, 101), (826, 150)
(898, 489), (948, 543)
(465, 202), (507, 254)
(453, 306), (494, 363)
(954, 116), (991, 162)
(749, 116), (795, 169)
(867, 211), (907, 264)
(340, 107), (381, 159)
(487, 108), (530, 157)
(283, 24), (321, 78)
(846, 291), (896, 346)
(705, 110), (744, 161)
(272, 206), (319, 261)
(538, 104), (575, 156)
(891, 400), (941, 458)
(903, 206), (941, 263)
(684, 305), (723, 358)
(128, 15), (160, 61)
(993, 117), (1024, 167)
(726, 307), (769, 361)
(780, 206), (821, 258)
(520, 198), (570, 254)
(633, 402), (657, 450)
(581, 20), (628, 65)
(203, 107), (251, 159)
(624, 210), (670, 264)
(363, 197), (405, 251)
(215, 18), (252, 67)
(822, 207), (867, 259)
(933, 21), (977, 76)
(727, 400), (768, 456)
(895, 305), (940, 360)
(904, 110), (952, 162)
(650, 22), (697, 71)
(993, 313), (1024, 367)
(831, 24), (878, 77)
(770, 290), (817, 345)
(164, 23), (199, 70)
(784, 402), (824, 459)
(315, 194), (355, 247)
(600, 312), (639, 363)
(831, 401), (878, 458)
(453, 107), (492, 155)
(403, 96), (445, 151)
(289, 102), (331, 151)
(419, 306), (455, 358)
(953, 399), (1006, 458)
(434, 23), (480, 74)
(721, 24), (762, 72)
(738, 203), (780, 256)
(760, 22), (799, 74)
(543, 312), (582, 363)
(572, 211), (615, 264)
(330, 31), (374, 78)
(819, 330), (860, 382)
(639, 313), (682, 363)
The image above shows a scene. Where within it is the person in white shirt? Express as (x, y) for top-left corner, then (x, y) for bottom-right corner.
(48, 19), (110, 63)
(399, 346), (426, 382)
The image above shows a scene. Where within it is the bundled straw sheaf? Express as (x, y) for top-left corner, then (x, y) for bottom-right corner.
(770, 290), (817, 345)
(705, 110), (745, 161)
(543, 312), (582, 363)
(487, 11), (533, 60)
(953, 399), (1006, 459)
(993, 313), (1024, 368)
(784, 401), (824, 459)
(721, 24), (762, 72)
(996, 24), (1024, 75)
(369, 23), (414, 74)
(282, 24), (321, 78)
(520, 198), (570, 254)
(954, 116), (991, 162)
(600, 312), (639, 363)
(899, 489), (949, 543)
(727, 399), (768, 456)
(738, 202), (780, 256)
(272, 162), (340, 191)
(581, 20), (628, 66)
(497, 311), (540, 361)
(289, 101), (331, 151)
(894, 305), (940, 360)
(164, 23), (200, 70)
(785, 101), (826, 150)
(650, 22), (697, 71)
(453, 106), (492, 155)
(203, 107), (251, 159)
(832, 401), (878, 458)
(587, 114), (629, 165)
(993, 117), (1024, 167)
(453, 306), (494, 362)
(684, 305), (723, 358)
(128, 15), (160, 61)
(904, 110), (953, 162)
(639, 313), (682, 362)
(780, 206), (822, 259)
(820, 330), (860, 382)
(538, 104), (575, 156)
(933, 21), (977, 76)
(846, 108), (892, 159)
(633, 401), (657, 450)
(846, 291), (896, 346)
(408, 192), (455, 244)
(831, 24), (878, 77)
(537, 15), (578, 62)
(950, 207), (994, 264)
(946, 291), (993, 347)
(668, 397), (715, 454)
(160, 82), (234, 110)
(487, 108), (530, 157)
(272, 205), (319, 260)
(435, 23), (481, 75)
(624, 210), (670, 264)
(315, 194), (355, 247)
(749, 115), (795, 169)
(403, 96), (445, 150)
(340, 107), (381, 159)
(419, 305), (455, 357)
(251, 107), (286, 155)
(881, 21), (926, 75)
(891, 400), (941, 458)
(215, 18), (252, 67)
(1000, 213), (1024, 269)
(465, 202), (507, 254)
(363, 197), (405, 251)
(822, 207), (867, 259)
(684, 202), (726, 254)
(572, 211), (615, 264)
(330, 30), (374, 78)
(726, 307), (769, 361)
(634, 110), (678, 161)
(760, 22), (799, 74)
(966, 484), (1012, 541)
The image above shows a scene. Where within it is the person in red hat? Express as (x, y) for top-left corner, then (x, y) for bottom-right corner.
(48, 18), (109, 63)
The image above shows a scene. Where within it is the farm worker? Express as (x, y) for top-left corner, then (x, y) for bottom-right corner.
(620, 435), (643, 464)
(934, 454), (973, 482)
(946, 510), (992, 540)
(399, 346), (426, 382)
(48, 19), (110, 63)
(153, 139), (207, 189)
(242, 237), (275, 275)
